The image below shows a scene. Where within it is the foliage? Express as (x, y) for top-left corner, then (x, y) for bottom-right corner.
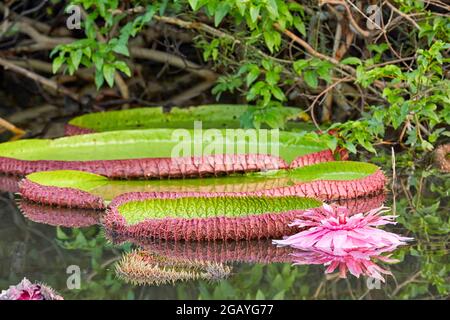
(331, 41), (450, 153)
(49, 0), (449, 156)
(51, 0), (157, 88)
(394, 169), (449, 296)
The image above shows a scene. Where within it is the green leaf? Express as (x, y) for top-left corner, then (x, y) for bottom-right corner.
(255, 290), (266, 300)
(52, 55), (65, 74)
(246, 67), (260, 87)
(293, 59), (308, 74)
(359, 139), (376, 153)
(114, 61), (131, 77)
(261, 60), (272, 71)
(214, 3), (230, 26)
(273, 291), (285, 300)
(293, 16), (306, 36)
(0, 127), (331, 167)
(325, 136), (338, 151)
(421, 140), (434, 151)
(70, 50), (83, 70)
(82, 46), (92, 58)
(56, 227), (69, 240)
(250, 5), (260, 23)
(304, 70), (318, 88)
(113, 43), (130, 56)
(103, 64), (116, 87)
(236, 2), (246, 16)
(317, 65), (332, 83)
(95, 68), (104, 89)
(345, 141), (357, 154)
(341, 57), (362, 65)
(188, 0), (200, 11)
(266, 0), (279, 18)
(263, 30), (281, 53)
(92, 54), (104, 71)
(271, 86), (286, 101)
(159, 0), (169, 15)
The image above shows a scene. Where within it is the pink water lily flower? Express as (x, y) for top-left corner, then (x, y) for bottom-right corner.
(0, 278), (63, 300)
(291, 247), (399, 282)
(273, 204), (412, 255)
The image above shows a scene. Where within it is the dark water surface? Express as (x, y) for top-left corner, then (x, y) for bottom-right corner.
(0, 167), (448, 300)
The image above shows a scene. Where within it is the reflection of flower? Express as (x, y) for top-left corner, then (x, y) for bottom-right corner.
(273, 204), (412, 255)
(0, 278), (63, 300)
(291, 247), (399, 282)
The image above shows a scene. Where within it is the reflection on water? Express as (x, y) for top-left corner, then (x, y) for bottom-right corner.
(116, 250), (232, 286)
(0, 168), (448, 299)
(19, 200), (101, 228)
(115, 240), (402, 285)
(291, 247), (399, 282)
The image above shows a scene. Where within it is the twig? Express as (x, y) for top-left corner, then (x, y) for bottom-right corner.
(391, 147), (396, 215)
(307, 76), (353, 128)
(278, 23), (385, 93)
(275, 24), (355, 74)
(369, 56), (416, 69)
(19, 0), (49, 17)
(16, 21), (73, 46)
(112, 8), (292, 64)
(386, 1), (421, 30)
(391, 271), (422, 296)
(130, 46), (217, 81)
(161, 80), (216, 106)
(0, 117), (25, 140)
(0, 57), (79, 101)
(6, 19), (216, 102)
(323, 0), (373, 37)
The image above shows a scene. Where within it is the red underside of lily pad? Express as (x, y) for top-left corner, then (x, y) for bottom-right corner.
(104, 209), (299, 241)
(333, 193), (386, 215)
(0, 151), (336, 178)
(64, 124), (95, 136)
(104, 192), (304, 241)
(102, 184), (385, 242)
(19, 178), (106, 209)
(253, 168), (386, 201)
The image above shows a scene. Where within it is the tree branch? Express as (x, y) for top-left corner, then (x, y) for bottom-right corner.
(0, 57), (79, 101)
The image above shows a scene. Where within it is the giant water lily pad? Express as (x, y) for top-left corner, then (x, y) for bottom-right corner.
(65, 104), (313, 135)
(104, 194), (322, 241)
(20, 161), (385, 209)
(0, 129), (336, 178)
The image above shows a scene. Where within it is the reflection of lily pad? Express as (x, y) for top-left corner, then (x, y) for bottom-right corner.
(18, 200), (101, 228)
(65, 104), (314, 135)
(0, 175), (20, 193)
(127, 239), (295, 264)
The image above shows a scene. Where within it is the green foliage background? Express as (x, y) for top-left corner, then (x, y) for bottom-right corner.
(51, 0), (449, 157)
